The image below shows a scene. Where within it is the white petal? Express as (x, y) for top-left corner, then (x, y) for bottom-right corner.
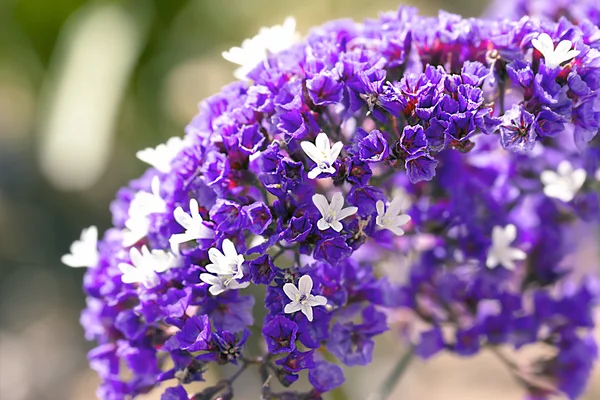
(283, 282), (300, 300)
(329, 141), (344, 161)
(510, 248), (527, 261)
(173, 206), (193, 230)
(330, 220), (343, 232)
(540, 170), (558, 185)
(315, 132), (330, 153)
(61, 254), (82, 268)
(317, 219), (331, 231)
(312, 194), (330, 216)
(394, 214), (411, 226)
(222, 239), (239, 260)
(307, 294), (327, 307)
(486, 254), (499, 269)
(388, 226), (405, 236)
(307, 167), (322, 179)
(298, 275), (313, 295)
(189, 198), (201, 220)
(284, 302), (302, 314)
(301, 141), (320, 163)
(376, 200), (385, 217)
(300, 304), (314, 322)
(504, 224), (517, 242)
(330, 192), (345, 213)
(336, 206), (358, 221)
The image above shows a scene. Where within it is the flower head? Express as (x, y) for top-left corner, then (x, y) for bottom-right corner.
(123, 176), (166, 246)
(222, 17), (299, 79)
(375, 197), (411, 235)
(301, 132), (344, 179)
(118, 246), (179, 288)
(136, 137), (185, 173)
(61, 226), (99, 268)
(532, 33), (580, 69)
(169, 198), (214, 253)
(313, 192), (358, 232)
(283, 275), (327, 322)
(541, 161), (587, 202)
(486, 224), (526, 270)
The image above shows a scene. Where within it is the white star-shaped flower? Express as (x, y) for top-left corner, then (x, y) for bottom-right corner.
(136, 137), (185, 173)
(486, 224), (526, 270)
(301, 132), (344, 179)
(169, 199), (215, 253)
(199, 239), (249, 296)
(118, 246), (179, 288)
(540, 161), (587, 202)
(128, 176), (166, 220)
(283, 275), (327, 322)
(312, 192), (358, 232)
(122, 177), (166, 246)
(61, 226), (99, 268)
(222, 16), (300, 80)
(375, 197), (411, 236)
(532, 33), (580, 69)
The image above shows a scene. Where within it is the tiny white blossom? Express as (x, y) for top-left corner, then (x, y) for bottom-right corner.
(122, 217), (150, 247)
(136, 137), (185, 173)
(540, 161), (587, 202)
(283, 275), (327, 322)
(301, 132), (344, 179)
(375, 197), (411, 236)
(205, 239), (245, 278)
(595, 168), (600, 181)
(532, 33), (580, 69)
(169, 199), (215, 253)
(61, 226), (99, 268)
(122, 177), (166, 246)
(312, 192), (358, 232)
(128, 176), (166, 220)
(199, 239), (248, 296)
(486, 224), (526, 270)
(222, 17), (300, 80)
(118, 246), (179, 288)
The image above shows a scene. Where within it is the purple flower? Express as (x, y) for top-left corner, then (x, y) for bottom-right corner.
(262, 316), (299, 354)
(307, 72), (344, 105)
(161, 385), (188, 400)
(405, 152), (438, 183)
(242, 202), (272, 234)
(358, 129), (390, 162)
(248, 255), (277, 285)
(275, 349), (316, 372)
(499, 105), (538, 153)
(308, 361), (345, 393)
(163, 315), (211, 352)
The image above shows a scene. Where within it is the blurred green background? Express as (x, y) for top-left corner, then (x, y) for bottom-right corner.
(1, 1), (599, 399)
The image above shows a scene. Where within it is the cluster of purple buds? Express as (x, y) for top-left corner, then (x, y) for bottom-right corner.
(64, 4), (600, 400)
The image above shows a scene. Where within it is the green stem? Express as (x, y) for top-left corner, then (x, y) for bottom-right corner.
(370, 345), (415, 400)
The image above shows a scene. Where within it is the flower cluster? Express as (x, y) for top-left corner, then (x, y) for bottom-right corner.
(66, 4), (600, 400)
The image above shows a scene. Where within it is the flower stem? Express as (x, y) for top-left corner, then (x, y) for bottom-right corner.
(370, 345), (415, 400)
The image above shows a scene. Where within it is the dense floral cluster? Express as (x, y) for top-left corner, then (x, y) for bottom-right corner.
(64, 4), (600, 400)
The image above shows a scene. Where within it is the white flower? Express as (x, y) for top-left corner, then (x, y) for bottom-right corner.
(136, 137), (185, 173)
(205, 239), (245, 278)
(169, 199), (215, 253)
(199, 273), (250, 296)
(199, 239), (248, 296)
(61, 226), (99, 268)
(375, 197), (411, 236)
(128, 176), (166, 220)
(312, 192), (358, 232)
(122, 176), (166, 246)
(540, 161), (587, 202)
(531, 33), (580, 69)
(122, 217), (150, 247)
(222, 17), (300, 80)
(595, 167), (600, 181)
(300, 132), (343, 179)
(118, 246), (179, 288)
(283, 275), (327, 322)
(486, 224), (526, 270)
